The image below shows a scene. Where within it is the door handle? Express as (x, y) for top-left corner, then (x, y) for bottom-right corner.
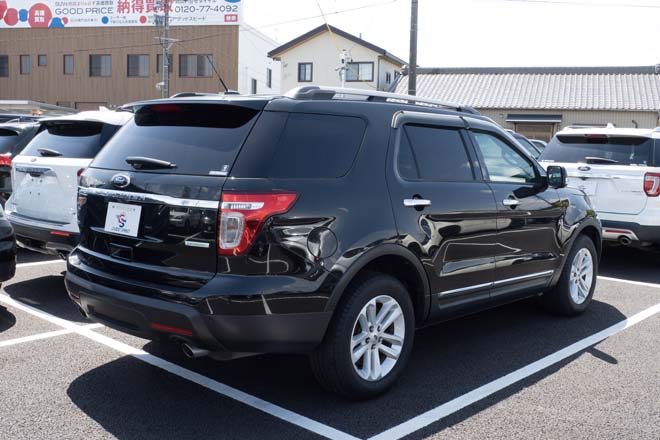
(502, 198), (520, 207)
(403, 198), (431, 207)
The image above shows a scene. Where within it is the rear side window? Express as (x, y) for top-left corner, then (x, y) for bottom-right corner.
(0, 129), (19, 155)
(232, 112), (366, 178)
(398, 125), (474, 181)
(540, 135), (653, 166)
(92, 103), (260, 176)
(20, 121), (115, 159)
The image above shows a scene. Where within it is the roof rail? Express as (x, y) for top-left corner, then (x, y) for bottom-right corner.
(286, 86), (480, 115)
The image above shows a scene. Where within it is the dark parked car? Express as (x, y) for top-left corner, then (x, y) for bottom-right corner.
(0, 122), (40, 202)
(0, 204), (16, 286)
(506, 129), (543, 158)
(530, 139), (547, 152)
(65, 87), (601, 399)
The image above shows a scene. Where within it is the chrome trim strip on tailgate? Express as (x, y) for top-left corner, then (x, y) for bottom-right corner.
(79, 187), (219, 209)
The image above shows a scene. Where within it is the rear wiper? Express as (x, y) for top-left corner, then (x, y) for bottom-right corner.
(37, 148), (62, 157)
(584, 156), (619, 164)
(125, 156), (177, 170)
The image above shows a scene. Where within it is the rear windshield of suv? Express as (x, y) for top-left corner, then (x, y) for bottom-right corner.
(231, 112), (366, 178)
(540, 134), (654, 166)
(21, 121), (116, 159)
(0, 129), (19, 155)
(91, 103), (260, 176)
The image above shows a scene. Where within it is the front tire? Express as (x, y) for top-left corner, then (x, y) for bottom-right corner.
(309, 274), (415, 400)
(541, 235), (598, 316)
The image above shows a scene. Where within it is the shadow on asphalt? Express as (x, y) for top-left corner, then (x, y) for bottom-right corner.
(0, 305), (16, 333)
(66, 298), (626, 439)
(4, 275), (86, 324)
(16, 248), (62, 265)
(600, 245), (660, 284)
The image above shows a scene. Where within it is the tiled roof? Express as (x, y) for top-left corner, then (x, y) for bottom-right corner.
(392, 67), (660, 111)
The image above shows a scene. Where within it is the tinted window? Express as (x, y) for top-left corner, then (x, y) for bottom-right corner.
(398, 125), (473, 181)
(0, 129), (19, 154)
(21, 122), (115, 158)
(473, 132), (536, 184)
(92, 103), (260, 176)
(540, 134), (653, 166)
(513, 135), (541, 158)
(232, 112), (365, 179)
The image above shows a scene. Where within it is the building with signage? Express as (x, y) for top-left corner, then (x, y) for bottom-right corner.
(268, 24), (405, 93)
(392, 66), (660, 141)
(0, 0), (279, 109)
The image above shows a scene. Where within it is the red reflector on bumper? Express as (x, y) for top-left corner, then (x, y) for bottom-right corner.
(149, 322), (193, 336)
(50, 231), (71, 237)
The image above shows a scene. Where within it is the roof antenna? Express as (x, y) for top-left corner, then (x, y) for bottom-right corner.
(204, 55), (238, 95)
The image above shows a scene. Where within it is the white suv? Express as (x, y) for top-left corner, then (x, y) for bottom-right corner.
(5, 110), (132, 256)
(540, 126), (660, 247)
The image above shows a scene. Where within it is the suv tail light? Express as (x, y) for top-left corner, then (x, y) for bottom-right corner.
(644, 172), (660, 197)
(218, 192), (298, 256)
(0, 153), (12, 167)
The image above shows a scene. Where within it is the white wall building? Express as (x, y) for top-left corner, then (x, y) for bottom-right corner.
(238, 24), (281, 95)
(268, 25), (405, 93)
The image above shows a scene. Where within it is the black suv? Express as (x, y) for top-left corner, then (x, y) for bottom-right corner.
(65, 87), (601, 399)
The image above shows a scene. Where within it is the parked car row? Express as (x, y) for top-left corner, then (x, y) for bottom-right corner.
(3, 86), (654, 399)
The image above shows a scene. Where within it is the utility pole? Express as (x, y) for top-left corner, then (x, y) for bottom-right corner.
(408, 0), (418, 96)
(337, 49), (350, 88)
(155, 0), (177, 98)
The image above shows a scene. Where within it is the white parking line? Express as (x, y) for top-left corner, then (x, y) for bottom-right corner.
(369, 300), (660, 440)
(16, 260), (65, 269)
(0, 293), (359, 440)
(598, 276), (660, 290)
(0, 323), (103, 348)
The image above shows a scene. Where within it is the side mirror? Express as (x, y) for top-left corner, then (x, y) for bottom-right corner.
(547, 165), (567, 189)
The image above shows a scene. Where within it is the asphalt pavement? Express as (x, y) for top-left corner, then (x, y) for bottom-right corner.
(1, 246), (659, 440)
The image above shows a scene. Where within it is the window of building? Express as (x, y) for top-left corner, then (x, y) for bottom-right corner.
(179, 54), (213, 77)
(266, 68), (272, 88)
(398, 125), (474, 181)
(89, 55), (111, 77)
(127, 54), (149, 77)
(473, 132), (536, 184)
(0, 56), (8, 77)
(251, 78), (257, 94)
(20, 55), (30, 75)
(38, 55), (47, 67)
(298, 63), (312, 82)
(346, 62), (374, 82)
(156, 54), (173, 74)
(63, 55), (74, 75)
(385, 72), (392, 84)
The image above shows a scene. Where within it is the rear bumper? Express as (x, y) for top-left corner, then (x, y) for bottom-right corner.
(64, 269), (332, 356)
(600, 220), (660, 244)
(10, 221), (79, 255)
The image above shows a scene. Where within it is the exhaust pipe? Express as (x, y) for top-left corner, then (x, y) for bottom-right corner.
(619, 236), (632, 246)
(181, 343), (209, 359)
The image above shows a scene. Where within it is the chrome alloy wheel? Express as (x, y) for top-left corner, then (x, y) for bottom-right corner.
(569, 248), (594, 305)
(350, 295), (405, 382)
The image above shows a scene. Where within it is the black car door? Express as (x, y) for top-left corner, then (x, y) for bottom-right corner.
(386, 112), (499, 319)
(468, 124), (564, 301)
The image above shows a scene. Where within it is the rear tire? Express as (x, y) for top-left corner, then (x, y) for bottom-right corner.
(541, 235), (598, 316)
(309, 273), (415, 400)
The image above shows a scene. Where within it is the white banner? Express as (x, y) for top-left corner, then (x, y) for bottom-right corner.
(0, 0), (242, 28)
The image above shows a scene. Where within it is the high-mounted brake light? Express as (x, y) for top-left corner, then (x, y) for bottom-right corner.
(218, 192), (298, 256)
(644, 172), (660, 197)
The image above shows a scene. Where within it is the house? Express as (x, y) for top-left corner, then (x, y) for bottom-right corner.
(268, 24), (405, 93)
(392, 66), (660, 141)
(239, 24), (281, 95)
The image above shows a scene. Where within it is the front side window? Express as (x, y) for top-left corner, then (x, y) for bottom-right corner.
(346, 62), (374, 82)
(20, 55), (30, 74)
(298, 63), (312, 82)
(0, 55), (7, 77)
(90, 55), (111, 77)
(127, 54), (149, 77)
(473, 132), (537, 184)
(398, 125), (474, 182)
(179, 54), (213, 77)
(63, 55), (74, 75)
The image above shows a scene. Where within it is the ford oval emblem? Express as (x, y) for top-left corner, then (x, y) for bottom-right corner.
(111, 174), (130, 188)
(578, 165), (591, 172)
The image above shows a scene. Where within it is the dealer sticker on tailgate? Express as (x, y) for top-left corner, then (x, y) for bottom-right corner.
(104, 202), (142, 237)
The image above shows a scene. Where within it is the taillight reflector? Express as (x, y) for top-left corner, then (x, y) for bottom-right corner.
(218, 192), (298, 256)
(50, 231), (71, 237)
(149, 322), (193, 336)
(644, 172), (660, 197)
